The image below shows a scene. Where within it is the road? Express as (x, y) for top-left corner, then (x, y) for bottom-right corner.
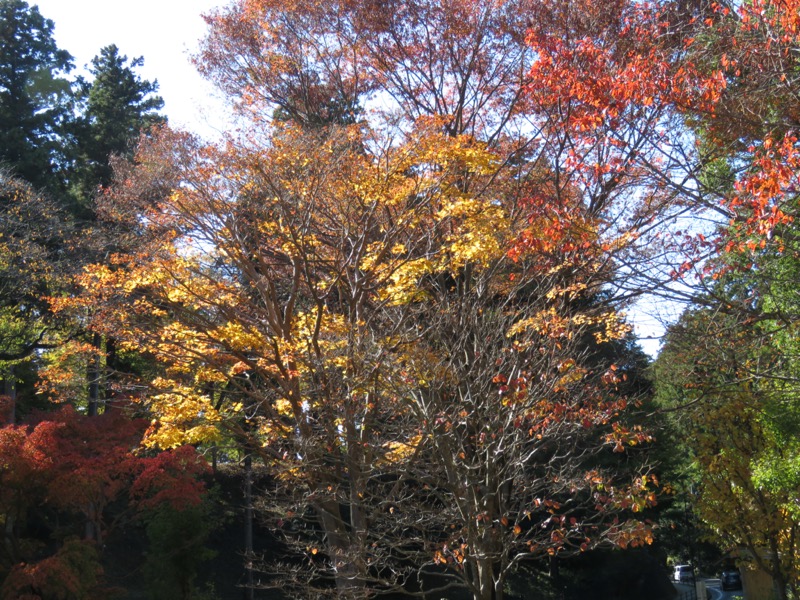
(674, 578), (745, 600)
(704, 578), (744, 600)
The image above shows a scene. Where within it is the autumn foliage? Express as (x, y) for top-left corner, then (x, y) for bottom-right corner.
(0, 406), (209, 594)
(44, 0), (697, 597)
(1, 538), (108, 600)
(9, 0), (800, 597)
(651, 1), (800, 598)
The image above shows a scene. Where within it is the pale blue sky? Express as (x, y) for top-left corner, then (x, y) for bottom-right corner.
(34, 0), (230, 138)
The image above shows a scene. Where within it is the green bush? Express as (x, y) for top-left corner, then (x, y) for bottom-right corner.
(142, 500), (218, 600)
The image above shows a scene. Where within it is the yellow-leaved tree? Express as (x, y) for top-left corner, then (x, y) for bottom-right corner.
(61, 0), (700, 597)
(68, 123), (656, 600)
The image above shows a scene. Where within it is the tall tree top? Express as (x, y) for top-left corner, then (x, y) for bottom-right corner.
(0, 0), (73, 191)
(82, 44), (164, 157)
(70, 44), (165, 217)
(198, 0), (535, 139)
(0, 0), (72, 89)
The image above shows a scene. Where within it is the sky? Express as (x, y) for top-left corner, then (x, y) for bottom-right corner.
(34, 0), (230, 139)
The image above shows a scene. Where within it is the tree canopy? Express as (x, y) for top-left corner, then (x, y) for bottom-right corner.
(5, 0), (800, 598)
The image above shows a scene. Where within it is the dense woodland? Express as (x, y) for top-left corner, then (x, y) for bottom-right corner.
(1, 0), (800, 598)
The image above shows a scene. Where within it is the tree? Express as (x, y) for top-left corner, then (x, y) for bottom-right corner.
(58, 0), (751, 597)
(0, 0), (72, 194)
(66, 44), (165, 418)
(198, 0), (535, 139)
(0, 405), (210, 585)
(379, 240), (656, 599)
(140, 500), (218, 600)
(74, 95), (656, 600)
(0, 10), (168, 423)
(0, 171), (75, 422)
(655, 297), (800, 600)
(70, 44), (164, 218)
(187, 3), (738, 596)
(650, 2), (800, 595)
(1, 537), (108, 600)
(0, 174), (68, 356)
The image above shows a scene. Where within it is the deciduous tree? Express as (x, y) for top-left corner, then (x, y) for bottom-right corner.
(64, 1), (723, 597)
(0, 172), (75, 422)
(656, 299), (800, 600)
(652, 3), (800, 596)
(0, 405), (210, 585)
(75, 105), (656, 600)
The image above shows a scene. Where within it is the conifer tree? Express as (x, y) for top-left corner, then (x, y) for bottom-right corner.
(0, 0), (73, 193)
(70, 44), (164, 217)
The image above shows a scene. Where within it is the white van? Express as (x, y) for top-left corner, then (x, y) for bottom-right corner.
(673, 564), (694, 583)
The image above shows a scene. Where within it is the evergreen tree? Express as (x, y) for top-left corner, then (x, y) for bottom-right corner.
(70, 44), (164, 217)
(0, 0), (72, 193)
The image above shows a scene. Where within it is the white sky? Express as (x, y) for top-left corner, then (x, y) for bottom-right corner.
(34, 0), (231, 139)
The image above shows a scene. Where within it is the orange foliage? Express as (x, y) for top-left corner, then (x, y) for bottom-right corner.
(0, 407), (208, 543)
(0, 538), (108, 600)
(526, 1), (724, 125)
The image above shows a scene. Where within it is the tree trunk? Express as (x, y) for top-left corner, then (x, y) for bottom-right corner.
(104, 337), (117, 410)
(87, 333), (102, 416)
(1, 365), (15, 424)
(84, 502), (101, 543)
(471, 555), (503, 600)
(345, 421), (369, 597)
(770, 562), (789, 600)
(3, 512), (19, 564)
(85, 333), (103, 542)
(315, 497), (367, 599)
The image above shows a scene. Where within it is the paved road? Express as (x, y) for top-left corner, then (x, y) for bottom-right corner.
(674, 578), (744, 600)
(705, 578), (744, 600)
